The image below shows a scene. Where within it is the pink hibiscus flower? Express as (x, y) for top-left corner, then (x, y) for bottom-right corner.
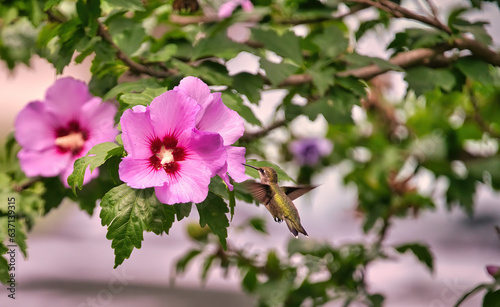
(14, 77), (118, 186)
(173, 77), (249, 189)
(218, 0), (254, 19)
(118, 90), (228, 204)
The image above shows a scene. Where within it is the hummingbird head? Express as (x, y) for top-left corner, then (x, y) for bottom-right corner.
(243, 164), (279, 184)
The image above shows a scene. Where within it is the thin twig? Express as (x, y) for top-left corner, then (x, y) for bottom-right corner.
(348, 0), (452, 34)
(424, 0), (440, 20)
(338, 47), (451, 79)
(97, 21), (177, 78)
(240, 120), (286, 142)
(346, 0), (500, 67)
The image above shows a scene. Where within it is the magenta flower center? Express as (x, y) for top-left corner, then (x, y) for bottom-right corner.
(149, 135), (186, 174)
(55, 120), (89, 155)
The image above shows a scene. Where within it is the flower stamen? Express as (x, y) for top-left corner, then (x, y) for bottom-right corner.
(55, 131), (86, 154)
(149, 136), (186, 174)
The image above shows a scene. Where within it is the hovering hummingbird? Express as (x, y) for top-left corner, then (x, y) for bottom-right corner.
(243, 164), (316, 238)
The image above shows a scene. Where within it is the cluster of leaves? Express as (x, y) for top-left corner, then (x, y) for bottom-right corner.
(175, 221), (434, 307)
(1, 0), (500, 306)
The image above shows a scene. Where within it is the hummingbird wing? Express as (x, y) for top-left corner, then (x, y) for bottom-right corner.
(243, 181), (273, 206)
(281, 185), (317, 201)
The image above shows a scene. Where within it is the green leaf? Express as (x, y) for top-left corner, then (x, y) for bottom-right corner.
(146, 44), (177, 62)
(201, 254), (216, 282)
(242, 268), (258, 292)
(313, 25), (348, 58)
(103, 0), (145, 11)
(43, 0), (63, 10)
(175, 249), (202, 274)
(196, 192), (229, 249)
(192, 32), (249, 60)
(244, 160), (296, 183)
(252, 28), (303, 64)
(395, 243), (434, 273)
(103, 78), (162, 100)
(14, 221), (28, 257)
(232, 73), (263, 104)
(455, 57), (494, 85)
(40, 177), (67, 214)
(209, 176), (229, 199)
(228, 184), (236, 222)
(304, 88), (356, 125)
(107, 16), (146, 57)
(446, 176), (476, 217)
(343, 53), (402, 72)
(118, 87), (168, 106)
(356, 20), (383, 40)
(221, 92), (262, 126)
(174, 203), (192, 221)
(37, 22), (60, 47)
(483, 290), (500, 307)
(67, 142), (123, 195)
(260, 58), (297, 86)
(335, 76), (368, 98)
(0, 243), (9, 284)
(450, 15), (492, 46)
(172, 59), (232, 86)
(55, 19), (85, 73)
(100, 184), (172, 267)
(368, 294), (385, 307)
(248, 217), (268, 234)
(405, 67), (456, 96)
(308, 65), (335, 96)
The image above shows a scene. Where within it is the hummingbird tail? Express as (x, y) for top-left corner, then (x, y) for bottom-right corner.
(285, 219), (308, 238)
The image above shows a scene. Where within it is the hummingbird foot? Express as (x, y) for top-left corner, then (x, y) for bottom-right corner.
(274, 217), (283, 223)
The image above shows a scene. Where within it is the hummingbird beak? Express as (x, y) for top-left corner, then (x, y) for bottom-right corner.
(242, 163), (260, 171)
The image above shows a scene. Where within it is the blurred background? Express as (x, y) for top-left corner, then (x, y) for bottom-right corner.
(1, 0), (500, 306)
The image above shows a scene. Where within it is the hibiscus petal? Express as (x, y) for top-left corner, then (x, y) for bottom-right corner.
(120, 106), (156, 159)
(118, 156), (170, 189)
(44, 77), (93, 123)
(150, 91), (201, 139)
(196, 93), (245, 146)
(14, 101), (58, 150)
(218, 1), (238, 18)
(18, 147), (71, 177)
(217, 162), (233, 190)
(79, 98), (118, 143)
(226, 146), (249, 182)
(154, 161), (211, 204)
(181, 129), (226, 177)
(241, 0), (254, 12)
(174, 76), (213, 110)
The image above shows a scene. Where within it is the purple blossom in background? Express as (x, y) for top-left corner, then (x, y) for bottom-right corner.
(486, 265), (500, 277)
(118, 90), (228, 204)
(289, 137), (333, 166)
(15, 77), (118, 186)
(218, 0), (254, 19)
(174, 77), (249, 189)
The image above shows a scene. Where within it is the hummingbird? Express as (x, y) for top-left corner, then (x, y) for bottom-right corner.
(242, 164), (316, 238)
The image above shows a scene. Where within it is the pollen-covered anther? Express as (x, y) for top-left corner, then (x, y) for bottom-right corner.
(158, 147), (175, 165)
(55, 131), (86, 153)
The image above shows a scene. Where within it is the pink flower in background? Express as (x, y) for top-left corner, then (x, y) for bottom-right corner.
(118, 91), (227, 204)
(486, 265), (500, 278)
(289, 137), (333, 166)
(15, 77), (118, 186)
(174, 76), (249, 189)
(218, 0), (254, 19)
